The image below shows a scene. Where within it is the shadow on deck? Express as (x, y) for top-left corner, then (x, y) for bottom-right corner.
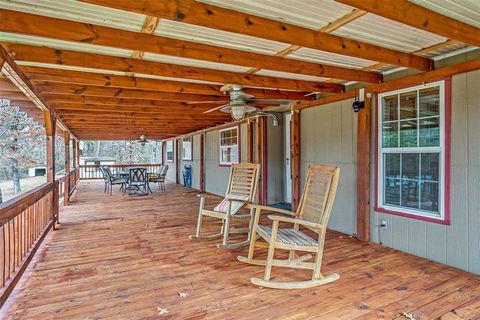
(2, 181), (480, 319)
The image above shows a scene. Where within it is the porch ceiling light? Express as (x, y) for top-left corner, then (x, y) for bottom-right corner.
(220, 104), (257, 121)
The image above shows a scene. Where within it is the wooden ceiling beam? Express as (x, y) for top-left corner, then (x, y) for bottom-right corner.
(0, 91), (32, 101)
(22, 66), (313, 100)
(0, 9), (381, 83)
(79, 0), (433, 71)
(4, 43), (343, 93)
(51, 103), (228, 114)
(34, 82), (230, 102)
(336, 0), (480, 47)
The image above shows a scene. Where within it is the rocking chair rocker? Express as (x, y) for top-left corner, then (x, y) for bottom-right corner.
(189, 163), (260, 249)
(238, 165), (340, 289)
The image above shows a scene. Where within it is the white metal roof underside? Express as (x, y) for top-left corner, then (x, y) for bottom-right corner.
(0, 0), (477, 85)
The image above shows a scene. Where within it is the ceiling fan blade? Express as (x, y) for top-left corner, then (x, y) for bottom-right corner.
(186, 101), (228, 105)
(203, 103), (229, 114)
(248, 99), (291, 105)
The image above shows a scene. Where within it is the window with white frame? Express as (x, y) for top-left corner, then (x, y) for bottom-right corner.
(219, 127), (238, 165)
(377, 81), (447, 222)
(182, 136), (192, 161)
(166, 140), (174, 162)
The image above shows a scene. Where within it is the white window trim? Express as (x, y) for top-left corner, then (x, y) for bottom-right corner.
(377, 80), (446, 221)
(182, 137), (192, 161)
(166, 140), (174, 163)
(219, 126), (239, 166)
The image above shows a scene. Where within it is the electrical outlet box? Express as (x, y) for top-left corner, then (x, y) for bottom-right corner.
(380, 220), (388, 229)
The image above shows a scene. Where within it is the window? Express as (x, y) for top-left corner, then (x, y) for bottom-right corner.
(182, 136), (192, 161)
(166, 140), (174, 162)
(219, 127), (239, 165)
(377, 81), (449, 223)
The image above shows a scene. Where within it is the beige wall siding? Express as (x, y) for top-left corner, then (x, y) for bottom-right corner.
(300, 98), (358, 235)
(205, 128), (233, 196)
(370, 69), (480, 275)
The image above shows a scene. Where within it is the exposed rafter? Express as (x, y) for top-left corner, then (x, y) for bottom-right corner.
(3, 43), (344, 93)
(336, 0), (480, 47)
(80, 0), (433, 71)
(0, 9), (381, 84)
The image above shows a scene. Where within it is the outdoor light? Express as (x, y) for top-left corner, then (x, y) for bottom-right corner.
(231, 105), (247, 121)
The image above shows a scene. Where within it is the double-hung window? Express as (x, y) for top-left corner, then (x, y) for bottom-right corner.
(182, 136), (192, 161)
(166, 140), (174, 162)
(219, 127), (239, 165)
(377, 80), (449, 223)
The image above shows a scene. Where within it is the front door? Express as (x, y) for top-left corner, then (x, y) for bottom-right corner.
(284, 112), (292, 203)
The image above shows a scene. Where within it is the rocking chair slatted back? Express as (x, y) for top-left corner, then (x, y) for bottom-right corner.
(297, 165), (340, 230)
(225, 163), (260, 203)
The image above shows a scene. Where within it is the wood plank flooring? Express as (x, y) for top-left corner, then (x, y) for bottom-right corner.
(2, 181), (480, 319)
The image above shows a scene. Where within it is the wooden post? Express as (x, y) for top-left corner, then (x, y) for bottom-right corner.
(161, 141), (165, 165)
(255, 117), (264, 204)
(199, 133), (205, 193)
(356, 96), (371, 241)
(64, 131), (70, 206)
(246, 119), (254, 163)
(77, 140), (81, 166)
(291, 110), (301, 211)
(44, 111), (56, 183)
(72, 138), (77, 168)
(175, 139), (180, 184)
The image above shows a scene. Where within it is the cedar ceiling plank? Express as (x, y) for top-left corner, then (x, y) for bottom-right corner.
(79, 0), (433, 71)
(337, 0), (480, 47)
(51, 103), (229, 113)
(0, 9), (381, 83)
(22, 66), (313, 100)
(3, 43), (344, 93)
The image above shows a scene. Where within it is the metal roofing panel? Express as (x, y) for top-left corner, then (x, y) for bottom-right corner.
(142, 52), (251, 73)
(332, 13), (448, 53)
(0, 0), (146, 32)
(255, 69), (329, 82)
(288, 47), (375, 69)
(409, 0), (480, 28)
(155, 19), (290, 55)
(0, 32), (134, 58)
(198, 0), (354, 30)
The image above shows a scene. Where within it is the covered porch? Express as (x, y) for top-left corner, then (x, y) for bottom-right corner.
(2, 180), (480, 319)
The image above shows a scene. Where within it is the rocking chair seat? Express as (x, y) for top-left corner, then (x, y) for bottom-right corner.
(257, 225), (318, 247)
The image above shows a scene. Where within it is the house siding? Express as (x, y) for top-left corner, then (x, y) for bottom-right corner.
(163, 140), (177, 183)
(300, 98), (358, 235)
(370, 69), (480, 275)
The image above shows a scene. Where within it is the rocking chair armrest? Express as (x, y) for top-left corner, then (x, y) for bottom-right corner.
(267, 215), (321, 229)
(248, 204), (296, 216)
(197, 193), (220, 200)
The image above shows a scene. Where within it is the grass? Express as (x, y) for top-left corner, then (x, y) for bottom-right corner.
(0, 176), (47, 203)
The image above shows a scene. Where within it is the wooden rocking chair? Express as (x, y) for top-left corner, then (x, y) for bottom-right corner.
(189, 163), (260, 249)
(238, 165), (340, 289)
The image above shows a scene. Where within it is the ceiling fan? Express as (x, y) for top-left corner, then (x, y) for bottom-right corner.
(136, 134), (149, 146)
(203, 84), (290, 124)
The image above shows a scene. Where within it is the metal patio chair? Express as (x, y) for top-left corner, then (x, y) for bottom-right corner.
(124, 167), (149, 196)
(149, 165), (169, 192)
(104, 167), (127, 196)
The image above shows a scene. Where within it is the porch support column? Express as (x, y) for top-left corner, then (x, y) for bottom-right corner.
(175, 139), (180, 184)
(44, 111), (58, 228)
(64, 131), (71, 206)
(76, 140), (81, 166)
(291, 110), (301, 211)
(44, 111), (56, 183)
(255, 117), (265, 204)
(356, 95), (371, 241)
(72, 138), (77, 168)
(246, 119), (254, 163)
(199, 133), (205, 193)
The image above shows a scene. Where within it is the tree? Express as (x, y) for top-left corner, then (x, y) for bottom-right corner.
(0, 99), (45, 197)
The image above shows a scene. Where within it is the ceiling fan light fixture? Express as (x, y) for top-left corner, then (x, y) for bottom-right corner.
(231, 105), (247, 121)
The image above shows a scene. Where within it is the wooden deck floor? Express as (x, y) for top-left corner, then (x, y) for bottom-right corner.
(2, 181), (480, 319)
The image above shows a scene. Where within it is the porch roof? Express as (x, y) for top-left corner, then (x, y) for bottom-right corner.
(0, 0), (479, 140)
(3, 180), (480, 318)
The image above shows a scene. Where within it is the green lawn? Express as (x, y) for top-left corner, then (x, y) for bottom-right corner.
(0, 176), (47, 203)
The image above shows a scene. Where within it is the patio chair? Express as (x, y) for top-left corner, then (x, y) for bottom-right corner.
(99, 166), (109, 193)
(189, 163), (260, 249)
(149, 165), (169, 192)
(104, 167), (127, 196)
(237, 165), (340, 289)
(124, 167), (149, 196)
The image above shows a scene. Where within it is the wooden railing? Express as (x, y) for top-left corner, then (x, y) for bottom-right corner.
(0, 181), (58, 306)
(0, 167), (80, 306)
(79, 164), (162, 180)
